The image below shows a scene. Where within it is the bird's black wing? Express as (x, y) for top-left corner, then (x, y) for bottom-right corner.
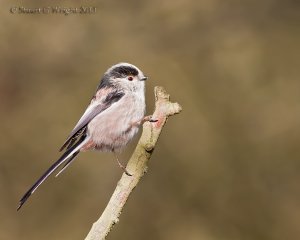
(59, 90), (125, 151)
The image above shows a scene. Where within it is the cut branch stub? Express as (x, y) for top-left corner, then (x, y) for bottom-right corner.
(141, 86), (182, 152)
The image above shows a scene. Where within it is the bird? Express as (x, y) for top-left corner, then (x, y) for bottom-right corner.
(17, 62), (155, 211)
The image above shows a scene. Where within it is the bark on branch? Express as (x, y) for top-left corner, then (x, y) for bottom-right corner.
(85, 86), (182, 240)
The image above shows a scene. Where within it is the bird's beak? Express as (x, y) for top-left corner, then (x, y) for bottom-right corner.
(140, 76), (148, 81)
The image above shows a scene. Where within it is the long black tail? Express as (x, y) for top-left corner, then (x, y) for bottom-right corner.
(17, 136), (87, 211)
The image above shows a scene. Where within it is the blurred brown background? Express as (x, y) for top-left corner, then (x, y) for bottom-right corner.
(1, 0), (300, 239)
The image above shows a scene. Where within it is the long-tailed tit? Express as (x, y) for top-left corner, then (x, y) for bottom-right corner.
(18, 62), (154, 210)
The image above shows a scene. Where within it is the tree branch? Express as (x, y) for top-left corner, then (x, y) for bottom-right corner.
(85, 86), (182, 240)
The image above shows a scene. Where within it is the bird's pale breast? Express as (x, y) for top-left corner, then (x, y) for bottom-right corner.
(87, 92), (145, 152)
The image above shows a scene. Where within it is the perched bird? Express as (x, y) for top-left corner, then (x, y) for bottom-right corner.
(18, 62), (154, 210)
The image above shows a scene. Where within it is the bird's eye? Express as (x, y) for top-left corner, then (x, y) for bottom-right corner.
(127, 76), (133, 81)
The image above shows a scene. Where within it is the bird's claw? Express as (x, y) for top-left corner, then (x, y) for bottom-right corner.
(143, 115), (158, 123)
(148, 118), (158, 123)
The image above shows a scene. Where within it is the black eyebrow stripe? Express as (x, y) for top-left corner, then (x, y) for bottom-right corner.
(110, 66), (139, 78)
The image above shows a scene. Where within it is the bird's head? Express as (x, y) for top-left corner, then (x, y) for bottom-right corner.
(99, 63), (148, 92)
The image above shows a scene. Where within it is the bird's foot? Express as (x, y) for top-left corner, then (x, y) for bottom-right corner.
(114, 154), (132, 176)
